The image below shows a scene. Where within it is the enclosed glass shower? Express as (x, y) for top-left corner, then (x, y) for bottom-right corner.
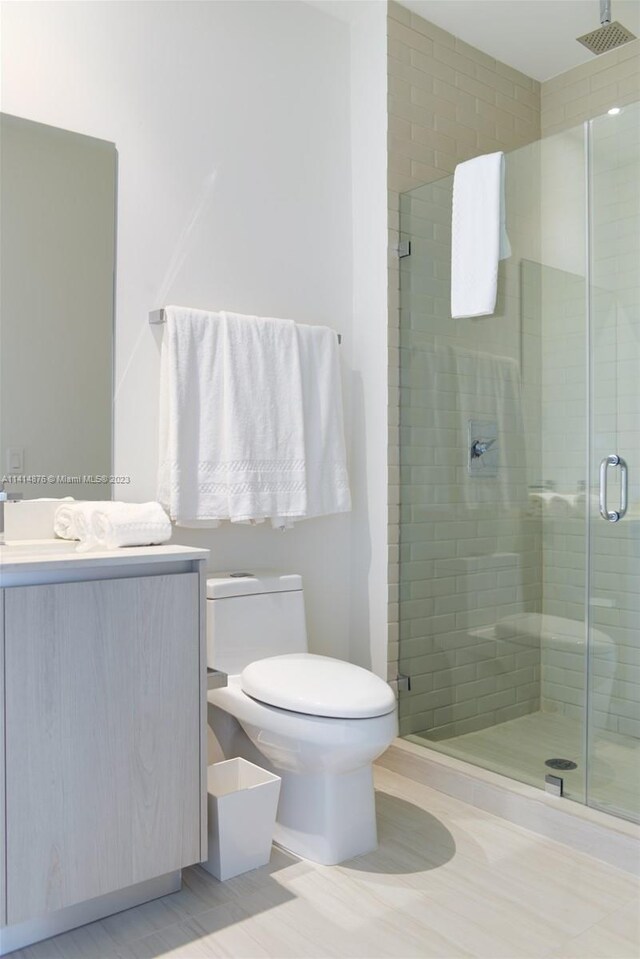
(398, 102), (640, 824)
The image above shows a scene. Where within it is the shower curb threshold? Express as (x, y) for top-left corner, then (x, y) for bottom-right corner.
(376, 738), (640, 875)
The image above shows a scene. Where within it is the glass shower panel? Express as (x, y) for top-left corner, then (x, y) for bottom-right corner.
(587, 102), (640, 822)
(398, 129), (589, 801)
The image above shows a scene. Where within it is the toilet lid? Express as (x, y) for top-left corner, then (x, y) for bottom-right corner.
(240, 653), (397, 719)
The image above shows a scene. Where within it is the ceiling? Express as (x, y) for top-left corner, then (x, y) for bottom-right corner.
(399, 1), (640, 81)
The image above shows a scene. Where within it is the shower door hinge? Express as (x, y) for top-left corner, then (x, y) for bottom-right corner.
(397, 674), (411, 693)
(545, 774), (564, 797)
(394, 240), (411, 258)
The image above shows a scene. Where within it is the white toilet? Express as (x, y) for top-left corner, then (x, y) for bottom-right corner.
(206, 571), (398, 865)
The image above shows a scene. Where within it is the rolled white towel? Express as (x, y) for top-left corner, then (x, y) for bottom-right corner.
(54, 503), (81, 539)
(547, 494), (573, 517)
(528, 490), (583, 518)
(92, 502), (172, 549)
(527, 493), (545, 516)
(54, 502), (99, 550)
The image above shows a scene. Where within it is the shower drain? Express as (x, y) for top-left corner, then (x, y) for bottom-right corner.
(545, 758), (578, 771)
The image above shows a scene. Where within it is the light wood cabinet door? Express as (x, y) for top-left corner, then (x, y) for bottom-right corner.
(4, 573), (201, 924)
(0, 589), (5, 929)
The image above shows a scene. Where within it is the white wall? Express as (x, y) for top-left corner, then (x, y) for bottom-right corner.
(0, 0), (388, 673)
(344, 0), (389, 679)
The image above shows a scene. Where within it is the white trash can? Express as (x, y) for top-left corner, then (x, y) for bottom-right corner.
(203, 758), (281, 881)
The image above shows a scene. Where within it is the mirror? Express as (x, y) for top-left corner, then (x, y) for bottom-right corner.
(0, 114), (116, 500)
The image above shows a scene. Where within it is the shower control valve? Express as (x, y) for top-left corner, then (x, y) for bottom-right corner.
(471, 438), (497, 458)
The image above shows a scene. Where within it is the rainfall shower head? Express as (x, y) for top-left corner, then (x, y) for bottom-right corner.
(577, 0), (636, 54)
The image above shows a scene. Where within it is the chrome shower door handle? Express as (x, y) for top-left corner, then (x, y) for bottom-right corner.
(599, 454), (628, 522)
(619, 456), (628, 520)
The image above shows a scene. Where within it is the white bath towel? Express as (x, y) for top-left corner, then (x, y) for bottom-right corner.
(92, 501), (172, 549)
(296, 323), (351, 521)
(157, 307), (225, 527)
(55, 500), (171, 551)
(222, 311), (307, 524)
(157, 307), (307, 526)
(54, 502), (97, 549)
(451, 151), (511, 319)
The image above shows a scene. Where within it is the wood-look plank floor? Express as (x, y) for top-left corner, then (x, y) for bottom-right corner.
(11, 766), (640, 959)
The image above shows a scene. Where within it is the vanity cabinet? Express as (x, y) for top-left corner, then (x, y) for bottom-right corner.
(0, 546), (209, 953)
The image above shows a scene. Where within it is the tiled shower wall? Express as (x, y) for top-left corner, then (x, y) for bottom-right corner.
(386, 2), (542, 732)
(541, 38), (640, 136)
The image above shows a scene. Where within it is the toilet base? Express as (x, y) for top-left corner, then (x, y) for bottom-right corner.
(208, 689), (396, 867)
(273, 766), (378, 865)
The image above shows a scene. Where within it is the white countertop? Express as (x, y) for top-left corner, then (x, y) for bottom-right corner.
(0, 539), (209, 576)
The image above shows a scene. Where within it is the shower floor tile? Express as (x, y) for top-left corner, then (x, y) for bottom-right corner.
(409, 709), (640, 821)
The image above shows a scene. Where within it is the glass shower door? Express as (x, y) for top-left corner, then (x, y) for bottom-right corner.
(397, 130), (591, 802)
(396, 106), (640, 823)
(587, 102), (640, 823)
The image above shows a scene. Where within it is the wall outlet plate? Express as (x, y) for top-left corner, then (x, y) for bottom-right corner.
(6, 446), (24, 474)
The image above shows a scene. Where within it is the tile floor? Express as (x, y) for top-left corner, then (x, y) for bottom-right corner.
(410, 710), (640, 822)
(11, 766), (640, 959)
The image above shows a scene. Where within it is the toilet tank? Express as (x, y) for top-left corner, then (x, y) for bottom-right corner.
(206, 571), (308, 675)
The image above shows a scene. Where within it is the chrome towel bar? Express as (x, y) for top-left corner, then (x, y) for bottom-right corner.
(149, 309), (342, 344)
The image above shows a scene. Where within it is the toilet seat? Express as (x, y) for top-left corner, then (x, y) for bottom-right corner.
(241, 653), (396, 719)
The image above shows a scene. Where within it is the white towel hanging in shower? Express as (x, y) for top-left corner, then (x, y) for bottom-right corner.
(451, 151), (511, 319)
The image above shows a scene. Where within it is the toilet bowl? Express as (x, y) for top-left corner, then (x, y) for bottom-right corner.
(206, 572), (397, 865)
